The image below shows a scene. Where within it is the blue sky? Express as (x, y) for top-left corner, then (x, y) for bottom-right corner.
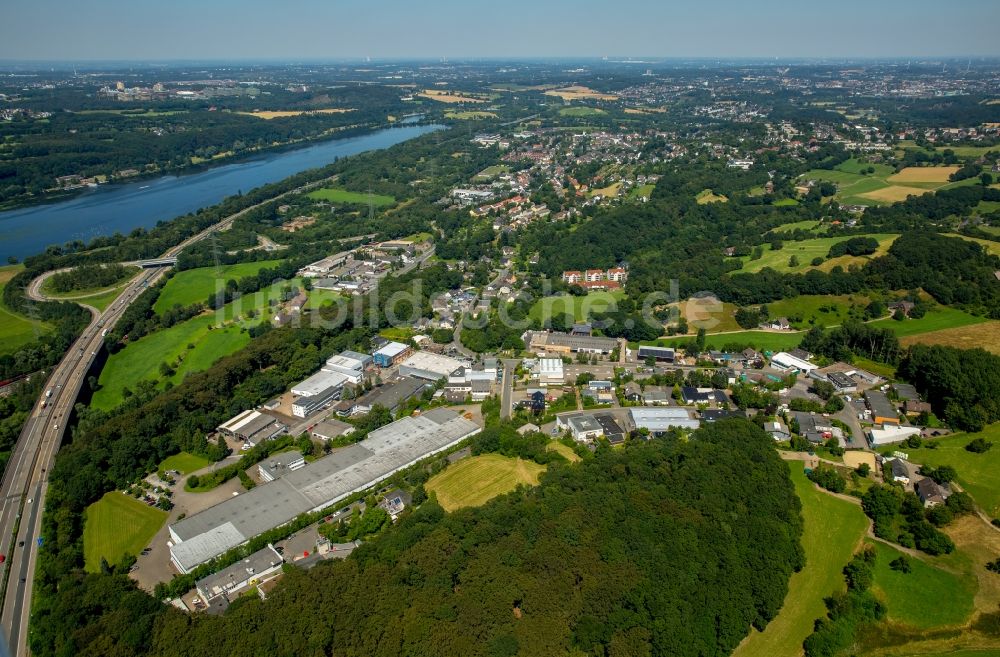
(2, 0), (998, 61)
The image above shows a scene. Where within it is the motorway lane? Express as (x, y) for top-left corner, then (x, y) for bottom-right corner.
(0, 173), (341, 656)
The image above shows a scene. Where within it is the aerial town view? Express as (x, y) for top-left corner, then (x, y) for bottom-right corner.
(1, 1), (1000, 656)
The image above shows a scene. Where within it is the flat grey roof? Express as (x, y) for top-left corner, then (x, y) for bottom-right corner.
(170, 409), (479, 571)
(196, 545), (283, 599)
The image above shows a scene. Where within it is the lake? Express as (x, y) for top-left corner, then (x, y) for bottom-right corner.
(0, 120), (442, 262)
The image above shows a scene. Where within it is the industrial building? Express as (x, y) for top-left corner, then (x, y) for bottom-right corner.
(169, 408), (481, 573)
(629, 407), (700, 433)
(523, 330), (620, 355)
(637, 346), (675, 363)
(867, 425), (921, 447)
(770, 351), (818, 373)
(534, 357), (565, 385)
(299, 251), (354, 278)
(865, 390), (900, 425)
(217, 410), (286, 447)
(291, 370), (349, 418)
(310, 419), (353, 442)
(398, 351), (466, 381)
(258, 451), (306, 483)
(333, 376), (429, 417)
(196, 544), (284, 611)
(373, 341), (412, 367)
(322, 351), (372, 384)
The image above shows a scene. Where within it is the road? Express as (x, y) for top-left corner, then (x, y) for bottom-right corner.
(499, 360), (517, 420)
(0, 174), (333, 657)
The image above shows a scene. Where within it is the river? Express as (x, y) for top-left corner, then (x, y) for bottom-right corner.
(0, 120), (442, 262)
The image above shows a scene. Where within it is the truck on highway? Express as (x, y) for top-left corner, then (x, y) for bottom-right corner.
(45, 389), (52, 398)
(101, 329), (108, 337)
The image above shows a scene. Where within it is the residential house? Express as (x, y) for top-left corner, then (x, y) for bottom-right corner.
(914, 478), (949, 508)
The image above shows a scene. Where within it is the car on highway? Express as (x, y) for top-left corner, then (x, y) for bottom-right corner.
(0, 554), (5, 563)
(18, 541), (24, 548)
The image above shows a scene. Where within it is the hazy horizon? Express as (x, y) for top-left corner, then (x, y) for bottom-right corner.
(3, 0), (999, 61)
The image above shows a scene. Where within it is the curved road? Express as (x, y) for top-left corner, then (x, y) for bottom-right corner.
(0, 175), (333, 656)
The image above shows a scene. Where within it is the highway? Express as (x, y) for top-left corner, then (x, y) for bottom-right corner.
(0, 175), (332, 656)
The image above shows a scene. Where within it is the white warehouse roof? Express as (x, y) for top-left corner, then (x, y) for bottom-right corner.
(630, 407), (700, 432)
(770, 352), (818, 373)
(291, 370), (349, 398)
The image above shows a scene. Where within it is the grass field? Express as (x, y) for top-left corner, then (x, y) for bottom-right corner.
(767, 294), (870, 329)
(589, 182), (621, 198)
(159, 451), (210, 475)
(306, 187), (396, 206)
(899, 321), (1000, 355)
(473, 164), (510, 180)
(657, 330), (804, 353)
(739, 234), (898, 274)
(72, 283), (131, 312)
(800, 159), (960, 206)
(946, 233), (1000, 257)
(445, 110), (498, 120)
(733, 463), (869, 657)
(83, 492), (168, 572)
(528, 290), (625, 323)
(866, 539), (976, 630)
(899, 425), (1000, 517)
(92, 313), (250, 410)
(426, 454), (546, 512)
(558, 106), (606, 117)
(696, 189), (728, 204)
(0, 265), (51, 355)
(774, 220), (828, 234)
(239, 109), (354, 119)
(153, 260), (285, 313)
(418, 90), (489, 103)
(547, 441), (581, 463)
(629, 183), (656, 199)
(871, 306), (987, 338)
(543, 86), (618, 101)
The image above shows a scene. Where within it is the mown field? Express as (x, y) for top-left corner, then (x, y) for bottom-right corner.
(899, 321), (1000, 355)
(866, 540), (976, 630)
(529, 290), (626, 323)
(306, 187), (396, 206)
(738, 234), (898, 274)
(558, 106), (606, 117)
(733, 463), (869, 657)
(159, 451), (210, 475)
(657, 330), (804, 353)
(546, 440), (581, 463)
(696, 189), (728, 204)
(83, 491), (168, 573)
(154, 260), (285, 313)
(425, 454), (546, 512)
(0, 264), (51, 354)
(871, 306), (988, 338)
(767, 294), (871, 329)
(898, 425), (1000, 518)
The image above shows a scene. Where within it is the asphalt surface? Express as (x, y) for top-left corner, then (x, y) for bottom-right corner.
(0, 175), (327, 656)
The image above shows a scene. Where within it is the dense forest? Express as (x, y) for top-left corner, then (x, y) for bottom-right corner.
(33, 420), (805, 657)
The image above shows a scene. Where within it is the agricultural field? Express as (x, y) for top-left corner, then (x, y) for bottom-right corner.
(558, 106), (606, 117)
(528, 290), (626, 323)
(239, 109), (354, 120)
(866, 540), (976, 630)
(543, 86), (618, 101)
(154, 260), (285, 313)
(425, 454), (546, 512)
(158, 451), (210, 475)
(306, 187), (396, 206)
(898, 425), (1000, 517)
(733, 463), (868, 657)
(898, 140), (1000, 158)
(767, 294), (871, 329)
(800, 159), (961, 206)
(871, 305), (988, 338)
(899, 320), (1000, 355)
(418, 89), (489, 103)
(83, 491), (168, 573)
(445, 110), (498, 120)
(0, 264), (52, 354)
(696, 189), (728, 204)
(658, 330), (804, 353)
(738, 234), (898, 274)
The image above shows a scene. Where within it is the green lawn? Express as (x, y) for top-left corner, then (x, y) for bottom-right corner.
(871, 306), (988, 338)
(773, 219), (828, 234)
(473, 164), (510, 180)
(306, 187), (396, 206)
(154, 260), (285, 313)
(865, 540), (976, 630)
(159, 451), (210, 475)
(83, 491), (168, 573)
(899, 425), (1000, 517)
(40, 265), (139, 300)
(733, 463), (869, 657)
(92, 314), (251, 410)
(0, 265), (52, 355)
(739, 234), (898, 274)
(767, 294), (870, 329)
(629, 183), (656, 199)
(529, 290), (626, 323)
(656, 330), (804, 353)
(773, 198), (800, 207)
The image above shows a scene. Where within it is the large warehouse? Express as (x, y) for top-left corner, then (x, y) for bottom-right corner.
(168, 408), (480, 574)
